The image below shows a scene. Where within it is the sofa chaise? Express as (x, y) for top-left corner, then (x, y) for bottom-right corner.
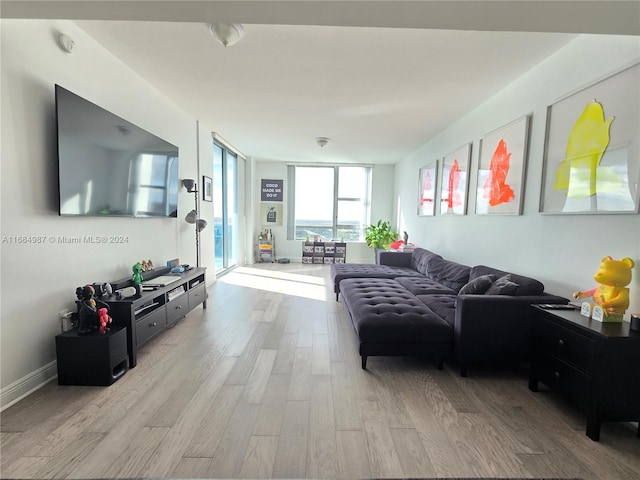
(331, 248), (568, 375)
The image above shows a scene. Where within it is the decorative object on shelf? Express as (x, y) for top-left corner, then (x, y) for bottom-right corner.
(630, 313), (640, 332)
(132, 263), (144, 285)
(97, 307), (112, 335)
(540, 63), (640, 214)
(573, 256), (635, 322)
(440, 142), (471, 215)
(138, 260), (153, 272)
(418, 161), (438, 216)
(202, 176), (213, 202)
(365, 220), (398, 263)
(92, 282), (112, 299)
(476, 115), (530, 215)
(209, 23), (245, 47)
(75, 285), (110, 335)
(183, 178), (208, 267)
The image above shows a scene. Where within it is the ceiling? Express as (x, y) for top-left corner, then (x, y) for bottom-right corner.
(3, 1), (639, 164)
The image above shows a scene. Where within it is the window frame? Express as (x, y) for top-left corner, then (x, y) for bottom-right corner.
(287, 164), (372, 242)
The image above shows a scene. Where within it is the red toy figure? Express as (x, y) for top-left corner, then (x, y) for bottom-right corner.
(97, 307), (112, 335)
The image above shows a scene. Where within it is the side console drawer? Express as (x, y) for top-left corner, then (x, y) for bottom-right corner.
(189, 283), (206, 309)
(536, 352), (592, 411)
(135, 308), (166, 347)
(538, 318), (596, 372)
(166, 294), (189, 326)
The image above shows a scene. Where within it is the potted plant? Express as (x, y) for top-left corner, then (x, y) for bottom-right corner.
(364, 220), (398, 263)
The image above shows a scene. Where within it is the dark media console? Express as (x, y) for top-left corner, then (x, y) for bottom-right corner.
(107, 267), (207, 368)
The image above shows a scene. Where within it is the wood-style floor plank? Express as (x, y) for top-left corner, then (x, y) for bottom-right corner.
(1, 263), (639, 480)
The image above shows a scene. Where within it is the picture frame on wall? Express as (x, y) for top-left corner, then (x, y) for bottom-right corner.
(418, 160), (438, 216)
(476, 115), (530, 215)
(540, 63), (640, 214)
(440, 143), (471, 215)
(202, 176), (213, 202)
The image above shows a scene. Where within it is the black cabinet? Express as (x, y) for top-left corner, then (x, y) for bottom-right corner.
(56, 326), (128, 386)
(529, 306), (640, 440)
(108, 268), (207, 368)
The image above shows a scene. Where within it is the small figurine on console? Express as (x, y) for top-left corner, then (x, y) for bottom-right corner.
(75, 285), (111, 335)
(574, 256), (635, 322)
(132, 263), (144, 285)
(97, 307), (112, 335)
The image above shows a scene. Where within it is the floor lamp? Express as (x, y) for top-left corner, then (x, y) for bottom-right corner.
(183, 179), (207, 267)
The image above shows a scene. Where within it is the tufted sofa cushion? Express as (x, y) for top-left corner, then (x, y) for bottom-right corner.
(330, 263), (423, 293)
(340, 278), (452, 344)
(395, 276), (457, 296)
(416, 294), (457, 328)
(410, 248), (443, 276)
(424, 256), (471, 292)
(470, 265), (544, 296)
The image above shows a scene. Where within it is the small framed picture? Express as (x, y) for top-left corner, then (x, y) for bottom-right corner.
(202, 175), (213, 202)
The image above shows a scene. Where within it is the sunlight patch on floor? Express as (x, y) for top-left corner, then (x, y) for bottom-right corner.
(220, 266), (328, 300)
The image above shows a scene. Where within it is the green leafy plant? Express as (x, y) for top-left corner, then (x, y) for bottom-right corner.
(364, 220), (398, 250)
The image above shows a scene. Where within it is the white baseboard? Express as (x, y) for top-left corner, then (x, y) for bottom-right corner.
(0, 361), (57, 412)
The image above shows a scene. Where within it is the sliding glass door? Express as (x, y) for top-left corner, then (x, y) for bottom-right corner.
(213, 143), (238, 272)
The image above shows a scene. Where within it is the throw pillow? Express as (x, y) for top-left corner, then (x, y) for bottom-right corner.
(485, 274), (519, 295)
(458, 274), (498, 295)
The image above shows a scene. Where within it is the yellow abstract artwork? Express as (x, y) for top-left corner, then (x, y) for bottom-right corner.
(553, 99), (623, 198)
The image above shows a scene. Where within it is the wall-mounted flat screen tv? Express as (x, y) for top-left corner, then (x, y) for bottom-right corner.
(56, 85), (179, 217)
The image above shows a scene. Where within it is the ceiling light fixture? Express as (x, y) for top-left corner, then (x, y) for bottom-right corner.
(208, 23), (245, 47)
(315, 137), (330, 148)
(57, 33), (75, 54)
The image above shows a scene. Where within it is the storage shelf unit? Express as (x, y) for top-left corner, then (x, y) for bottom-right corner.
(108, 268), (207, 368)
(258, 239), (275, 262)
(302, 241), (346, 264)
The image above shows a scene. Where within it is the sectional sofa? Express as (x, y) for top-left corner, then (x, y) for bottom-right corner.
(331, 248), (568, 375)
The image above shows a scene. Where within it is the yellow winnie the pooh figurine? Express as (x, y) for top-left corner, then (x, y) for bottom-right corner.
(574, 256), (635, 322)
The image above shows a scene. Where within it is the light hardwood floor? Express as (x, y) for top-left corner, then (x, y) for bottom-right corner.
(2, 263), (639, 479)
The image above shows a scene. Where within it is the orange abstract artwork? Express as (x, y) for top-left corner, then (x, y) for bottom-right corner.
(483, 139), (515, 206)
(445, 159), (462, 209)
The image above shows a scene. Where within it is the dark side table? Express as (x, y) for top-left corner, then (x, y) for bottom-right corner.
(55, 326), (128, 386)
(528, 306), (640, 441)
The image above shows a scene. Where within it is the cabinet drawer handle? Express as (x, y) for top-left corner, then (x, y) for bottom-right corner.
(176, 305), (182, 310)
(558, 339), (565, 347)
(553, 371), (561, 379)
(149, 322), (157, 327)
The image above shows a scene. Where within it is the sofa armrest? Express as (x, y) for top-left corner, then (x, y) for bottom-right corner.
(453, 294), (569, 369)
(379, 251), (413, 268)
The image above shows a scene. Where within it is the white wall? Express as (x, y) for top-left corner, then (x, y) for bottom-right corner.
(395, 34), (640, 317)
(251, 161), (395, 264)
(0, 20), (212, 408)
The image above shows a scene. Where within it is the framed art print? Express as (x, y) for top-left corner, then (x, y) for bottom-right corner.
(202, 175), (213, 202)
(440, 143), (471, 215)
(540, 63), (640, 214)
(418, 161), (438, 216)
(476, 115), (530, 215)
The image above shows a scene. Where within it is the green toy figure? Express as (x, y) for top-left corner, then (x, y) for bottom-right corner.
(132, 263), (144, 285)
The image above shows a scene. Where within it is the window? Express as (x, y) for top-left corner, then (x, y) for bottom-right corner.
(213, 143), (238, 272)
(288, 165), (371, 241)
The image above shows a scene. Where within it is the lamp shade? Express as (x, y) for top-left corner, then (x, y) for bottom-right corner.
(196, 219), (208, 232)
(185, 209), (197, 224)
(183, 179), (196, 192)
